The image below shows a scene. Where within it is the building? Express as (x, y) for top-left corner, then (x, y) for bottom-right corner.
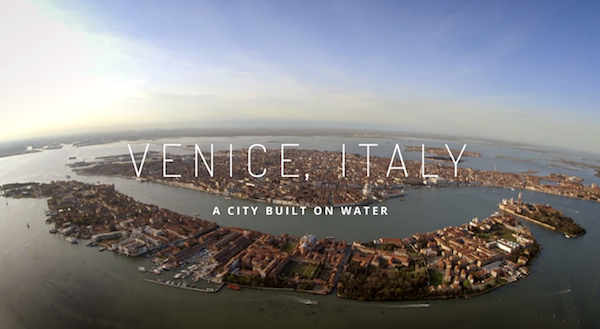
(115, 238), (148, 256)
(496, 238), (519, 253)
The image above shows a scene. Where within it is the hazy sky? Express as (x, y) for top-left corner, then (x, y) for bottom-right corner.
(1, 0), (599, 152)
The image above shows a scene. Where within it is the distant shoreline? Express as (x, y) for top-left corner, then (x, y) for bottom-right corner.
(0, 149), (41, 159)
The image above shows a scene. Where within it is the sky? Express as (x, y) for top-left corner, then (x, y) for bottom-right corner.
(1, 0), (599, 152)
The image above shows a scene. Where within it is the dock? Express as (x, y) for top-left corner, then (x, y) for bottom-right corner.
(143, 278), (223, 293)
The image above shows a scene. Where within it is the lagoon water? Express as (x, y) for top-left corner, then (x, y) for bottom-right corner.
(0, 137), (599, 328)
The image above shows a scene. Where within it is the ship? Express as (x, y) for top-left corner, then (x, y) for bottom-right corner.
(226, 285), (241, 291)
(66, 236), (78, 244)
(138, 266), (147, 273)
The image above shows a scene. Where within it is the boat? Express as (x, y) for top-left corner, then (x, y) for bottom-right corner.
(226, 284), (241, 291)
(224, 196), (232, 200)
(98, 247), (107, 252)
(152, 268), (162, 275)
(49, 228), (58, 234)
(86, 241), (96, 247)
(138, 266), (147, 273)
(66, 236), (78, 244)
(299, 299), (318, 305)
(565, 234), (571, 239)
(27, 223), (30, 228)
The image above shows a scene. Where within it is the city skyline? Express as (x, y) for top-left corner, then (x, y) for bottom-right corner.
(1, 0), (599, 153)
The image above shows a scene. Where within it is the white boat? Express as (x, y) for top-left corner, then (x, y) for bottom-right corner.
(138, 266), (147, 272)
(98, 247), (107, 251)
(298, 298), (318, 305)
(152, 268), (162, 275)
(66, 236), (78, 244)
(49, 228), (58, 234)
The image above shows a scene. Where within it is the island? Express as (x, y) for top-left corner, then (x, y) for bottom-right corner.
(424, 155), (465, 164)
(0, 141), (63, 159)
(338, 213), (540, 300)
(499, 192), (586, 238)
(405, 146), (481, 157)
(2, 181), (542, 300)
(70, 148), (600, 206)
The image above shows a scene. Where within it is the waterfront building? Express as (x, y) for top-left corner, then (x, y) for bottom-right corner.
(496, 239), (519, 253)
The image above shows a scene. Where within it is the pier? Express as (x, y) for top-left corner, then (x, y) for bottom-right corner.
(143, 278), (223, 293)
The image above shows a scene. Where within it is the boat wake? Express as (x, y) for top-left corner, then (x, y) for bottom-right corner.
(378, 303), (430, 309)
(292, 297), (318, 305)
(344, 302), (430, 309)
(541, 289), (572, 298)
